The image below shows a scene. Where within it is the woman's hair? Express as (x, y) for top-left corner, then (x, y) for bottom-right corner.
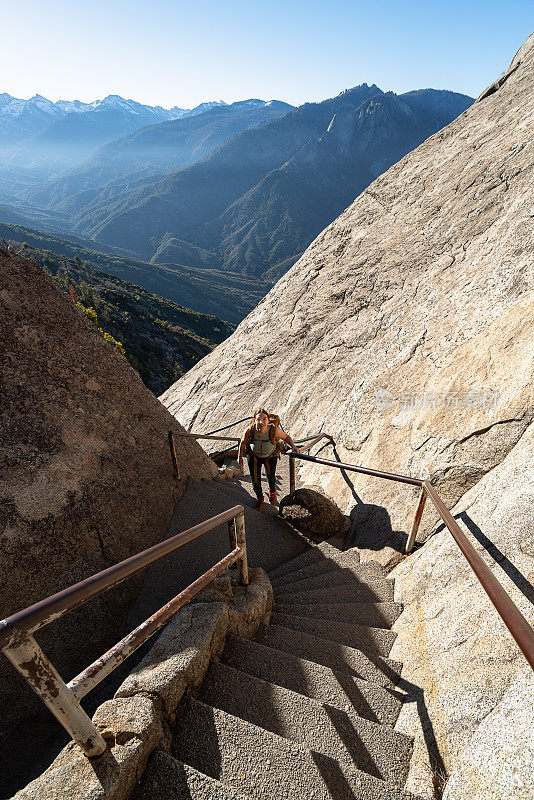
(253, 408), (269, 419)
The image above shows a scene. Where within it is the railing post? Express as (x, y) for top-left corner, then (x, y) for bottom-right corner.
(289, 453), (296, 495)
(228, 519), (238, 569)
(234, 511), (249, 586)
(168, 430), (179, 481)
(405, 487), (427, 553)
(3, 631), (107, 757)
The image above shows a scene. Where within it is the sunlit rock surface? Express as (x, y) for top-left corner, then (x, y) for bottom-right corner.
(390, 420), (534, 796)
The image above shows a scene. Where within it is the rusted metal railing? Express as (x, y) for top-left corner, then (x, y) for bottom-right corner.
(289, 433), (334, 495)
(0, 505), (248, 758)
(289, 451), (534, 671)
(171, 431), (242, 464)
(202, 417), (250, 436)
(168, 430), (180, 480)
(178, 426), (333, 474)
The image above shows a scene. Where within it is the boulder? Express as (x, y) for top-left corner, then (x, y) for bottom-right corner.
(0, 249), (217, 746)
(161, 34), (534, 563)
(279, 487), (351, 541)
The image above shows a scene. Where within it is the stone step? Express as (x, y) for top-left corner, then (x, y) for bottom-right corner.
(274, 599), (403, 628)
(270, 611), (396, 656)
(222, 635), (404, 726)
(275, 577), (395, 604)
(173, 697), (419, 800)
(200, 474), (292, 521)
(199, 661), (413, 786)
(134, 750), (254, 800)
(271, 565), (394, 599)
(257, 624), (402, 688)
(202, 471), (290, 509)
(201, 476), (257, 505)
(268, 541), (360, 583)
(272, 558), (385, 589)
(162, 478), (307, 579)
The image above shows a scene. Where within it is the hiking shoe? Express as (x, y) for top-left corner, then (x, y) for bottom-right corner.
(254, 496), (264, 511)
(268, 491), (278, 506)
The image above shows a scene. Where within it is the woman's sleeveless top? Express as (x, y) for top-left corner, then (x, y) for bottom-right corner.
(249, 426), (277, 458)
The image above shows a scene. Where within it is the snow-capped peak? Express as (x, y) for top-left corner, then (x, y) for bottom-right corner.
(0, 92), (288, 124)
(231, 99), (267, 109)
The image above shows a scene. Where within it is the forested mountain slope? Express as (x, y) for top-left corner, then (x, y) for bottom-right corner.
(82, 86), (471, 278)
(0, 222), (267, 323)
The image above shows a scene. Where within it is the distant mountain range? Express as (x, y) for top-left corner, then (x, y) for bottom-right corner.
(0, 93), (288, 181)
(0, 83), (473, 291)
(56, 85), (472, 279)
(0, 93), (231, 151)
(27, 100), (294, 214)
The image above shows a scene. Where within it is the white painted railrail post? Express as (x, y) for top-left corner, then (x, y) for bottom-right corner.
(234, 510), (249, 585)
(3, 632), (107, 757)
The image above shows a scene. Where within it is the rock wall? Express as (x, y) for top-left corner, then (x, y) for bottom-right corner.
(161, 34), (534, 564)
(390, 421), (534, 796)
(0, 248), (217, 737)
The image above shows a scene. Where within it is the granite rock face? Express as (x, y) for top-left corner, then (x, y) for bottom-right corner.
(0, 248), (217, 738)
(442, 669), (534, 800)
(390, 420), (534, 795)
(161, 35), (534, 564)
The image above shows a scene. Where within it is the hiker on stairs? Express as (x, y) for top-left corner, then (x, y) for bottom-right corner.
(238, 409), (300, 510)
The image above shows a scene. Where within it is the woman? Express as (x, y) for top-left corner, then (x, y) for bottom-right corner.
(238, 409), (300, 509)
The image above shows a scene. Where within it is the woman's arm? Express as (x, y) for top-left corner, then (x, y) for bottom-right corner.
(275, 426), (300, 452)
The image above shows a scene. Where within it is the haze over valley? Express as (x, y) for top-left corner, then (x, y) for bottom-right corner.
(1, 83), (472, 305)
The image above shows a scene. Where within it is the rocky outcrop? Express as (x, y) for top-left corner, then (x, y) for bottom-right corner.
(162, 34), (534, 564)
(0, 248), (217, 741)
(279, 487), (351, 541)
(389, 420), (534, 796)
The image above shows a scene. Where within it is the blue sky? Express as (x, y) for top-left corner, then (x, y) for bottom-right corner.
(2, 1), (532, 107)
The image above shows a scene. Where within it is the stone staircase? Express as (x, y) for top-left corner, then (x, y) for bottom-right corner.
(133, 469), (420, 800)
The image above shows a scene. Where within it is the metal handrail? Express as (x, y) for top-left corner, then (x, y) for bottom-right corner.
(296, 433), (334, 452)
(203, 417), (250, 436)
(289, 451), (424, 486)
(173, 432), (241, 443)
(173, 428), (333, 467)
(0, 505), (248, 757)
(288, 451), (534, 671)
(422, 482), (534, 671)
